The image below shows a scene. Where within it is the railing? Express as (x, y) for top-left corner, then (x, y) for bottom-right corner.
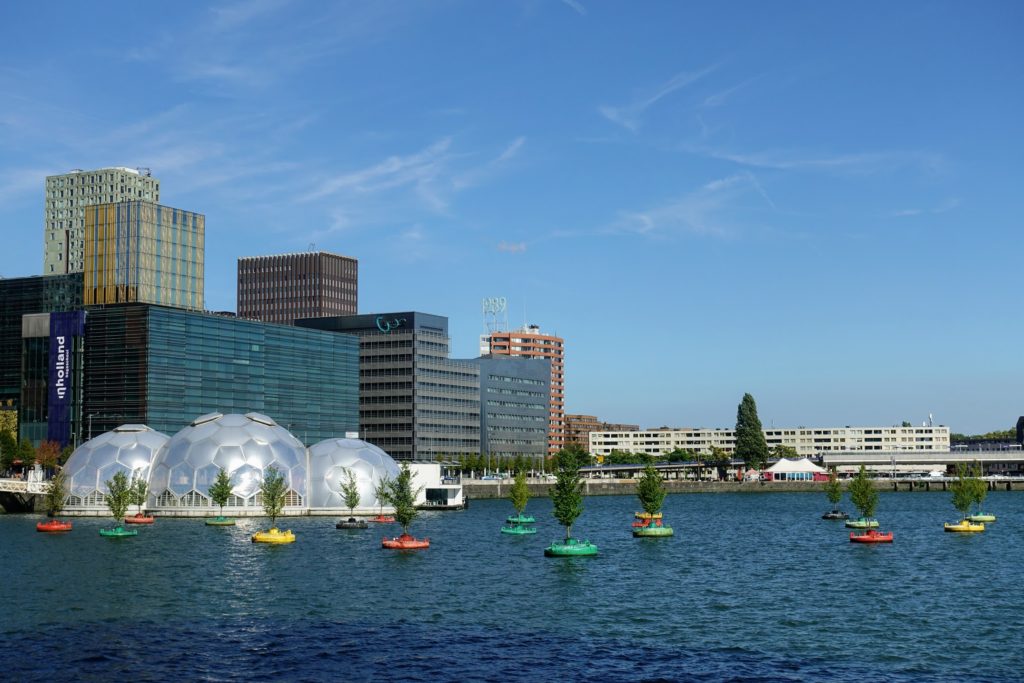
(0, 478), (48, 494)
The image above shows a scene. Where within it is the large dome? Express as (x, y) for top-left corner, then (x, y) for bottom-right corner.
(308, 438), (400, 509)
(148, 412), (307, 510)
(62, 425), (170, 508)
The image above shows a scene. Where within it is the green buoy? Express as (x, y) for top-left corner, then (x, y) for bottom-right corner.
(205, 517), (236, 526)
(845, 517), (879, 529)
(501, 524), (537, 535)
(506, 513), (536, 524)
(633, 525), (674, 537)
(99, 526), (139, 537)
(544, 538), (598, 557)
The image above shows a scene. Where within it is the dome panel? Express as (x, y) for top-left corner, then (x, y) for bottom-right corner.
(307, 438), (400, 508)
(63, 426), (169, 506)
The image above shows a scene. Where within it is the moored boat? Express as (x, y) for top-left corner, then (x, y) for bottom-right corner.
(944, 519), (985, 533)
(849, 529), (893, 543)
(382, 533), (430, 549)
(36, 520), (73, 533)
(544, 538), (599, 557)
(252, 527), (296, 544)
(124, 513), (155, 525)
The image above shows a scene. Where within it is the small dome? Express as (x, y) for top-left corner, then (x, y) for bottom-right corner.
(148, 413), (307, 510)
(63, 425), (170, 507)
(308, 438), (400, 509)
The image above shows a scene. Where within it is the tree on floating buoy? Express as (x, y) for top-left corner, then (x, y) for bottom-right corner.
(384, 464), (422, 537)
(260, 466), (287, 528)
(340, 467), (361, 518)
(950, 463), (981, 522)
(551, 443), (586, 542)
(824, 468), (843, 515)
(373, 475), (392, 518)
(130, 474), (148, 516)
(848, 465), (877, 522)
(635, 459), (666, 517)
(510, 469), (530, 519)
(967, 462), (988, 517)
(45, 470), (68, 518)
(208, 468), (233, 517)
(105, 471), (132, 529)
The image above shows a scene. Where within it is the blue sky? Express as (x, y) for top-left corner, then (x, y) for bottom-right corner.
(1, 1), (1021, 434)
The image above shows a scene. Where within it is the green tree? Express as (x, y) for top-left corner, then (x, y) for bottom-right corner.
(771, 444), (799, 461)
(260, 466), (287, 528)
(384, 464), (421, 535)
(949, 463), (975, 521)
(373, 475), (391, 516)
(735, 393), (769, 470)
(969, 462), (988, 513)
(340, 467), (361, 516)
(45, 470), (68, 516)
(550, 443), (586, 541)
(708, 445), (731, 481)
(59, 444), (74, 466)
(18, 439), (36, 469)
(130, 474), (148, 514)
(824, 469), (843, 512)
(635, 463), (667, 515)
(104, 470), (132, 525)
(510, 469), (530, 515)
(0, 430), (17, 471)
(848, 465), (878, 521)
(208, 468), (233, 517)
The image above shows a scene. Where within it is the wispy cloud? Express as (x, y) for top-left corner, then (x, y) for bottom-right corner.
(599, 64), (720, 132)
(452, 136), (526, 190)
(497, 241), (527, 253)
(610, 172), (774, 238)
(891, 197), (961, 218)
(687, 144), (946, 176)
(701, 77), (758, 108)
(561, 0), (587, 16)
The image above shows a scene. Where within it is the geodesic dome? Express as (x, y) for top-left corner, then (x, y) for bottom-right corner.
(308, 438), (400, 509)
(148, 412), (307, 510)
(62, 425), (170, 508)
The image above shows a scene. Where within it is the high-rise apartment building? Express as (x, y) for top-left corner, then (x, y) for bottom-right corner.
(44, 167), (160, 274)
(481, 324), (565, 453)
(82, 201), (205, 310)
(298, 312), (480, 460)
(237, 251), (358, 325)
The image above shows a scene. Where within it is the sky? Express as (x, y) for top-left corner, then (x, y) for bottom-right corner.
(1, 1), (1021, 434)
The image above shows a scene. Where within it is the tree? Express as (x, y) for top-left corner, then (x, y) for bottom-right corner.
(824, 469), (842, 512)
(208, 468), (233, 517)
(373, 475), (391, 517)
(105, 470), (132, 524)
(735, 393), (769, 470)
(0, 430), (16, 471)
(260, 466), (287, 528)
(340, 467), (361, 516)
(968, 462), (988, 513)
(0, 408), (16, 436)
(130, 474), (148, 515)
(848, 465), (878, 521)
(45, 470), (68, 517)
(510, 469), (530, 516)
(59, 444), (74, 466)
(550, 443), (586, 541)
(36, 440), (61, 470)
(949, 463), (975, 521)
(708, 445), (731, 481)
(18, 439), (36, 469)
(771, 444), (798, 461)
(385, 464), (421, 536)
(636, 463), (667, 515)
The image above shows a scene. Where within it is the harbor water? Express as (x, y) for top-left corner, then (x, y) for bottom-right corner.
(3, 491), (1022, 682)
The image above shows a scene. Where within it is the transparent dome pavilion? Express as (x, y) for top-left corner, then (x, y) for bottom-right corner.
(62, 425), (170, 509)
(148, 412), (308, 511)
(308, 437), (400, 509)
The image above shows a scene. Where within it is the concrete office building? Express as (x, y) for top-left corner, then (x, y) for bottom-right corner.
(44, 167), (160, 274)
(298, 312), (480, 460)
(481, 324), (565, 453)
(470, 356), (550, 463)
(589, 425), (952, 459)
(237, 251), (358, 325)
(565, 414), (640, 446)
(83, 201), (204, 310)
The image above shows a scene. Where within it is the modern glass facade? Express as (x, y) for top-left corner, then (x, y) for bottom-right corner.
(83, 201), (204, 310)
(19, 313), (87, 445)
(471, 355), (550, 463)
(297, 312), (481, 460)
(83, 305), (359, 443)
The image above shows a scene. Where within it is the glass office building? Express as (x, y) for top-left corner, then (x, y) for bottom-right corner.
(471, 355), (550, 464)
(83, 305), (359, 443)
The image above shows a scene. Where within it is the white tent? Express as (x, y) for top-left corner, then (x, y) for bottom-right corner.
(767, 458), (827, 474)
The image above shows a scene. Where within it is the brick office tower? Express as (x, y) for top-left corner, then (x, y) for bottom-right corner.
(481, 324), (565, 454)
(237, 251), (358, 325)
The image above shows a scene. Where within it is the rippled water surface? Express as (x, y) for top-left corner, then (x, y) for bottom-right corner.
(4, 491), (1023, 681)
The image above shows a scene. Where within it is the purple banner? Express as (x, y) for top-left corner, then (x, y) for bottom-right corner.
(47, 311), (86, 447)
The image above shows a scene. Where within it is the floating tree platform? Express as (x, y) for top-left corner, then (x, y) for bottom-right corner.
(845, 517), (879, 529)
(545, 538), (598, 557)
(850, 529), (893, 543)
(633, 525), (674, 538)
(369, 515), (396, 523)
(968, 513), (996, 523)
(944, 519), (985, 533)
(506, 514), (536, 524)
(205, 517), (236, 526)
(501, 524), (537, 535)
(99, 526), (138, 538)
(37, 520), (73, 533)
(336, 518), (369, 529)
(252, 528), (295, 544)
(382, 533), (429, 549)
(124, 514), (155, 525)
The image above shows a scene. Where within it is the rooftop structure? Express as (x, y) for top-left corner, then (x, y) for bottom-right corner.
(237, 251), (358, 324)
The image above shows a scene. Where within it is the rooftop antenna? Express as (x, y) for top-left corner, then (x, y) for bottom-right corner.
(482, 296), (508, 334)
(308, 242), (317, 252)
